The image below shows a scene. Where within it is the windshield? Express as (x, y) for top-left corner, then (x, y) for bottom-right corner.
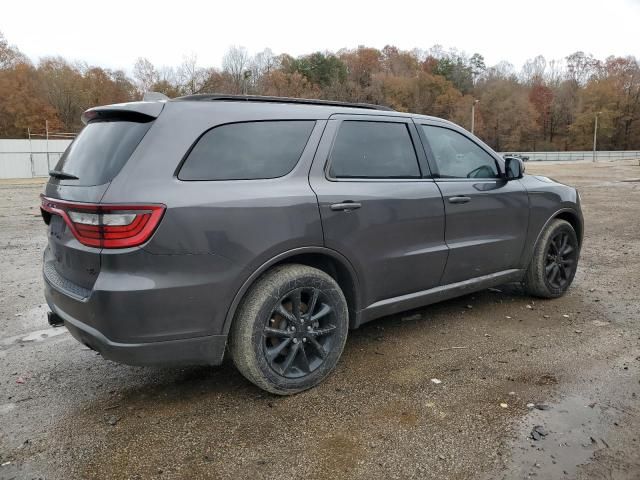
(53, 120), (152, 186)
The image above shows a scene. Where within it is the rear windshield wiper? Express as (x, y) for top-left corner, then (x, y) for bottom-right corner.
(49, 170), (79, 180)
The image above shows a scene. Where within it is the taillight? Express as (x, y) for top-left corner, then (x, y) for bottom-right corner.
(40, 195), (165, 249)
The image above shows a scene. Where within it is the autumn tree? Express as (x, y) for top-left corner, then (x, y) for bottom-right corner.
(475, 77), (537, 151)
(0, 31), (27, 69)
(569, 56), (640, 150)
(521, 55), (547, 86)
(529, 83), (554, 146)
(2, 29), (640, 150)
(222, 46), (251, 94)
(83, 67), (137, 107)
(284, 52), (347, 88)
(381, 45), (419, 77)
(36, 57), (86, 131)
(0, 63), (62, 137)
(176, 55), (209, 95)
(133, 57), (159, 92)
(260, 71), (320, 98)
(430, 53), (474, 94)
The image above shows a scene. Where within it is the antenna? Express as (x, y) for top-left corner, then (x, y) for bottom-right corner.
(143, 91), (170, 102)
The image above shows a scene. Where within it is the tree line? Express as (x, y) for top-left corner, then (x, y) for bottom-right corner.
(1, 31), (639, 151)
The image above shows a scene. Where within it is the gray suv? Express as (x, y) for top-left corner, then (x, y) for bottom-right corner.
(41, 95), (583, 394)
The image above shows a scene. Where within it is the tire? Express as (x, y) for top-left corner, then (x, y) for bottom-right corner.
(229, 264), (349, 395)
(524, 219), (579, 298)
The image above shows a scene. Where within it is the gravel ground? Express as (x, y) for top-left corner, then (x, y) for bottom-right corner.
(0, 161), (639, 480)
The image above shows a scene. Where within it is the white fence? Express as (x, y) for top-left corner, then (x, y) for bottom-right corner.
(499, 151), (640, 162)
(0, 139), (72, 179)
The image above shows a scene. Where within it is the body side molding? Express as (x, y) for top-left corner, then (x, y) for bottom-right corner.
(358, 269), (525, 325)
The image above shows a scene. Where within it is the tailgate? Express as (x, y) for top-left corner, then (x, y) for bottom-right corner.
(42, 102), (161, 294)
(45, 212), (100, 292)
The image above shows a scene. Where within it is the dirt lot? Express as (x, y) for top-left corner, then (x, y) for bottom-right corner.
(1, 161), (639, 480)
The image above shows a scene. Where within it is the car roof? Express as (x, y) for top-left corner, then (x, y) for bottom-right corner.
(173, 94), (395, 112)
(84, 94), (460, 128)
(172, 94), (457, 125)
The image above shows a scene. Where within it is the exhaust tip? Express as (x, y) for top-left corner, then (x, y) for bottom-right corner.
(47, 311), (64, 327)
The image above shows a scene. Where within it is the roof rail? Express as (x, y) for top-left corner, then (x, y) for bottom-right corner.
(172, 94), (394, 111)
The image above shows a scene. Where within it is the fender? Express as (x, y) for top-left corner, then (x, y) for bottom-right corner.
(222, 246), (362, 335)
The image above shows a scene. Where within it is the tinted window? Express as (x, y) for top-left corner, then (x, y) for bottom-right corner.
(54, 120), (152, 186)
(421, 125), (499, 179)
(179, 121), (315, 181)
(329, 121), (420, 178)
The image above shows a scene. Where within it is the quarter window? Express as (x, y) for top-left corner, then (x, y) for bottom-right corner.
(179, 121), (315, 180)
(329, 121), (420, 179)
(421, 125), (499, 179)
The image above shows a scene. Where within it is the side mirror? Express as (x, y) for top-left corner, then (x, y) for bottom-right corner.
(505, 156), (525, 180)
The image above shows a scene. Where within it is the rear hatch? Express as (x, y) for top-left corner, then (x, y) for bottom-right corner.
(42, 102), (164, 292)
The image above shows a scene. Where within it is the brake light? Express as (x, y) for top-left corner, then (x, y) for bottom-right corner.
(40, 195), (165, 249)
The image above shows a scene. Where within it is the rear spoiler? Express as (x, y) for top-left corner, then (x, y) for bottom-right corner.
(81, 101), (165, 125)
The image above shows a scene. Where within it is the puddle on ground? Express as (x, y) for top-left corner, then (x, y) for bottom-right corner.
(3, 304), (51, 339)
(0, 403), (17, 414)
(502, 394), (619, 478)
(0, 326), (68, 348)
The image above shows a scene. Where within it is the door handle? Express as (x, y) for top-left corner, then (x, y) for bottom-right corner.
(330, 202), (362, 211)
(448, 196), (471, 204)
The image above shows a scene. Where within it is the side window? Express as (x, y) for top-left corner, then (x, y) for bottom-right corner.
(179, 121), (315, 180)
(421, 125), (499, 179)
(328, 121), (420, 179)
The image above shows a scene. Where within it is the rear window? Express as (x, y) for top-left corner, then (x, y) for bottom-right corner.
(178, 121), (315, 181)
(54, 120), (152, 186)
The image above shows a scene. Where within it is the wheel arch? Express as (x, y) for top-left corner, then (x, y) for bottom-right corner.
(526, 207), (583, 268)
(554, 210), (583, 246)
(223, 247), (362, 335)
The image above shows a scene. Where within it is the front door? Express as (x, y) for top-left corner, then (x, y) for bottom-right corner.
(309, 115), (448, 309)
(417, 122), (529, 285)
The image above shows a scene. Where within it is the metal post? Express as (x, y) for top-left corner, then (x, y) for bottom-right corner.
(242, 70), (252, 95)
(471, 100), (479, 135)
(471, 103), (475, 134)
(46, 120), (50, 171)
(27, 127), (35, 178)
(592, 112), (599, 162)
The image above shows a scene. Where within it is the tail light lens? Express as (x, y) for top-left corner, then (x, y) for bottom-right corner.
(40, 195), (165, 249)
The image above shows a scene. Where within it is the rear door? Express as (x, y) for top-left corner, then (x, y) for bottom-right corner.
(416, 121), (529, 285)
(309, 115), (447, 309)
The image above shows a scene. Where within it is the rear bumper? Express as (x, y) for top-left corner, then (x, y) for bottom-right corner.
(53, 305), (226, 366)
(43, 246), (235, 366)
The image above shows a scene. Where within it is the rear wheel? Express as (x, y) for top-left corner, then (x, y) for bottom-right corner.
(229, 264), (348, 395)
(524, 219), (579, 298)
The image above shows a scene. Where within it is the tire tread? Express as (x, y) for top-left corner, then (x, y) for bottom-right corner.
(524, 219), (578, 298)
(229, 264), (348, 395)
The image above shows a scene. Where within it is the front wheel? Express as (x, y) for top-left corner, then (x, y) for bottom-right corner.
(524, 219), (580, 298)
(229, 264), (349, 395)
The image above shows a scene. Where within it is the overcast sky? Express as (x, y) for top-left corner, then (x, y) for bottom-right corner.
(2, 0), (638, 71)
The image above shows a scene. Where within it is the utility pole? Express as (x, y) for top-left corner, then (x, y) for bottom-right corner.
(45, 120), (50, 171)
(592, 112), (600, 162)
(27, 127), (35, 178)
(243, 70), (252, 95)
(471, 99), (479, 135)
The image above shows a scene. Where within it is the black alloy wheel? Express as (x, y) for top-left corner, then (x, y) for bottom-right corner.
(263, 287), (337, 379)
(230, 264), (349, 395)
(524, 218), (580, 298)
(544, 231), (577, 290)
